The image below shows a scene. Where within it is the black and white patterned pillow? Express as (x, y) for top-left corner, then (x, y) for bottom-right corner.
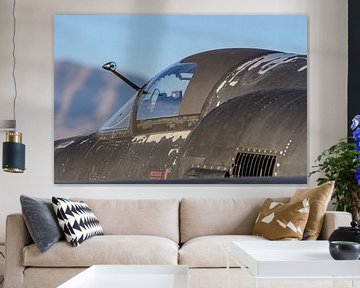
(52, 197), (104, 247)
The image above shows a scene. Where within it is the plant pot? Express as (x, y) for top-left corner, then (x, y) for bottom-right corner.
(329, 221), (360, 244)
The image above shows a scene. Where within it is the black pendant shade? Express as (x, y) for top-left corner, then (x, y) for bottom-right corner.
(2, 131), (25, 173)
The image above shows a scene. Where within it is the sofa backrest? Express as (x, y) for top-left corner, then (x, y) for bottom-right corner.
(180, 197), (289, 243)
(73, 198), (180, 243)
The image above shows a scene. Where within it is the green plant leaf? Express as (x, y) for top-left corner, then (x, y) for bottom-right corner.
(309, 139), (360, 215)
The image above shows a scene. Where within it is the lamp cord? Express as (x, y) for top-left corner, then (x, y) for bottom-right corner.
(11, 0), (17, 129)
(0, 251), (4, 284)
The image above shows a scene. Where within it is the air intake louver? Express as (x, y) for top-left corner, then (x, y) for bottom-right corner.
(232, 152), (276, 177)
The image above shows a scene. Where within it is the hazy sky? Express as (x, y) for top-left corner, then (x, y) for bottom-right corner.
(54, 15), (307, 82)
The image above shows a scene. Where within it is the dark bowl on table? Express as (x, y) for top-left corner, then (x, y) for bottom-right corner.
(329, 241), (360, 260)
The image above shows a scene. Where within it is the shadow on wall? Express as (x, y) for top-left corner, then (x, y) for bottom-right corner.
(127, 0), (169, 68)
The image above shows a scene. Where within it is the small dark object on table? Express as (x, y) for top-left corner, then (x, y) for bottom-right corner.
(329, 241), (360, 260)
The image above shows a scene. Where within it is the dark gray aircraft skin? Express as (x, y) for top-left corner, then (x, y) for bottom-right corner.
(54, 48), (307, 184)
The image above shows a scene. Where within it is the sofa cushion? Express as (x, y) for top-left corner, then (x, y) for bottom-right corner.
(52, 197), (104, 247)
(24, 268), (86, 288)
(20, 195), (64, 253)
(179, 235), (267, 268)
(290, 181), (334, 240)
(252, 198), (310, 240)
(23, 235), (178, 267)
(72, 198), (179, 243)
(180, 198), (289, 243)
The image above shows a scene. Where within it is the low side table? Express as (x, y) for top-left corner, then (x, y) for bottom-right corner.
(228, 240), (360, 288)
(58, 265), (189, 288)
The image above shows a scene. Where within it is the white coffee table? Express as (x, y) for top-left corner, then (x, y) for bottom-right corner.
(228, 241), (360, 288)
(57, 265), (189, 288)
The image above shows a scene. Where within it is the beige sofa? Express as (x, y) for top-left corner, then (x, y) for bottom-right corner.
(4, 198), (352, 288)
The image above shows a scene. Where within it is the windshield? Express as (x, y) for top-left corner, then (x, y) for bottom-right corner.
(99, 95), (136, 132)
(136, 63), (196, 120)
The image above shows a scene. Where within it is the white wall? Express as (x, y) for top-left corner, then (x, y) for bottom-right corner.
(0, 0), (348, 242)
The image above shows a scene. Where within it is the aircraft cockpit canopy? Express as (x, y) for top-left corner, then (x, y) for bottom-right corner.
(136, 63), (196, 120)
(98, 94), (136, 132)
(99, 62), (196, 133)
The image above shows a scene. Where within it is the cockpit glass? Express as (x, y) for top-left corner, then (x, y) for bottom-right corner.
(136, 63), (196, 120)
(99, 95), (136, 132)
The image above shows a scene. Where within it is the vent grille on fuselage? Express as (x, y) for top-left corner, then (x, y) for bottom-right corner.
(232, 152), (276, 177)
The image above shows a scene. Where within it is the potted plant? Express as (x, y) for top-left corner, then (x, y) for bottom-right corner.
(309, 115), (360, 222)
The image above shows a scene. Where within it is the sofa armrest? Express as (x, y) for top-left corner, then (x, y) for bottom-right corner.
(318, 211), (352, 240)
(4, 213), (33, 288)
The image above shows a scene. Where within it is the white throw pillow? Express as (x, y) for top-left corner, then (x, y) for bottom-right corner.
(52, 197), (103, 247)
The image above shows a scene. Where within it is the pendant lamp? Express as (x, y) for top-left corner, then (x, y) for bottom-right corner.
(0, 0), (25, 173)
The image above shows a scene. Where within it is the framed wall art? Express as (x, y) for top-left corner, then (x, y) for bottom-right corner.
(54, 15), (307, 184)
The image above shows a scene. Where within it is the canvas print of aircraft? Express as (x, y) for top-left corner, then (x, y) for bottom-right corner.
(54, 15), (307, 184)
